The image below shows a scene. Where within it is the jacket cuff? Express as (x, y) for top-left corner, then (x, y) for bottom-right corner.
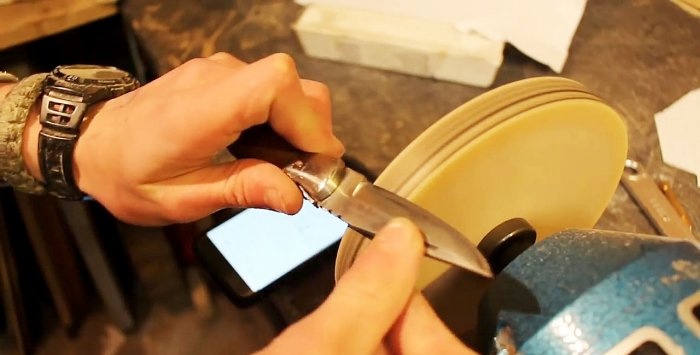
(0, 73), (47, 194)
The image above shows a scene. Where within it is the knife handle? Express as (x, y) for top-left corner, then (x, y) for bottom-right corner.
(227, 124), (309, 168)
(229, 124), (378, 182)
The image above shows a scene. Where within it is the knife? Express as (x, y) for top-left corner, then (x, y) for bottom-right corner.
(229, 125), (493, 278)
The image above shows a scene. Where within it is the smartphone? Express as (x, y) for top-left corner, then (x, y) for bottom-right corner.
(195, 200), (348, 305)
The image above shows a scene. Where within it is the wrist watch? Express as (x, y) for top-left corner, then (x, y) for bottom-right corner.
(39, 65), (139, 199)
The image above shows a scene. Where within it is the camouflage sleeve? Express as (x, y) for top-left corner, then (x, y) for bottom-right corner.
(0, 73), (47, 194)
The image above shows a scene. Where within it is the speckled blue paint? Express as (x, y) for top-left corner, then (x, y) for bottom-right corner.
(479, 230), (700, 354)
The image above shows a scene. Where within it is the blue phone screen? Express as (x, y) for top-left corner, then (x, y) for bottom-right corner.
(206, 200), (348, 292)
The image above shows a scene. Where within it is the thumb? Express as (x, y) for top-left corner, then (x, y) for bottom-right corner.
(152, 158), (303, 222)
(261, 218), (425, 354)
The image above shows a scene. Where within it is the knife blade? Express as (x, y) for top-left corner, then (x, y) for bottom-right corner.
(283, 154), (494, 278)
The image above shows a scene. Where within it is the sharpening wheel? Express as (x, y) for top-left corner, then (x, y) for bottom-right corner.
(335, 77), (628, 288)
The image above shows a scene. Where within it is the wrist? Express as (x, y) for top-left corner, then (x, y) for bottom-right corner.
(71, 102), (106, 197)
(22, 96), (105, 187)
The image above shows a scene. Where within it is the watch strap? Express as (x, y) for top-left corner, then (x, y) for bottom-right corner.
(0, 73), (47, 194)
(38, 128), (82, 199)
(38, 91), (90, 199)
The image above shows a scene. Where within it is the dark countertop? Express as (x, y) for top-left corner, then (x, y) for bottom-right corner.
(122, 0), (700, 323)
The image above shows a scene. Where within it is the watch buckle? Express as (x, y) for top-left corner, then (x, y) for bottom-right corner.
(40, 94), (88, 133)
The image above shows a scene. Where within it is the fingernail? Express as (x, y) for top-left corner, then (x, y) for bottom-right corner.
(331, 136), (345, 156)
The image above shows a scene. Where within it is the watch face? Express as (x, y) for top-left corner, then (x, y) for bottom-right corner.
(59, 65), (129, 81)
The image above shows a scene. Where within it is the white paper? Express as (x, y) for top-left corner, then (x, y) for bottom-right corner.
(654, 88), (700, 187)
(295, 0), (588, 73)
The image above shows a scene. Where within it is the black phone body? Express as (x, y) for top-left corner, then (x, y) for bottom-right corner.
(195, 200), (348, 306)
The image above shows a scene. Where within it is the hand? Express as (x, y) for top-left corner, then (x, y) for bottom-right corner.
(22, 53), (344, 225)
(258, 218), (478, 355)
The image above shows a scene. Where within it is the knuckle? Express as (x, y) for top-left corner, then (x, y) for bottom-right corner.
(302, 80), (331, 101)
(315, 81), (330, 95)
(182, 57), (209, 70)
(208, 52), (242, 66)
(209, 51), (234, 60)
(303, 79), (329, 92)
(267, 53), (297, 80)
(179, 57), (211, 77)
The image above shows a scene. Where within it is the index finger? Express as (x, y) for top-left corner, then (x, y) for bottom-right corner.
(170, 53), (344, 157)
